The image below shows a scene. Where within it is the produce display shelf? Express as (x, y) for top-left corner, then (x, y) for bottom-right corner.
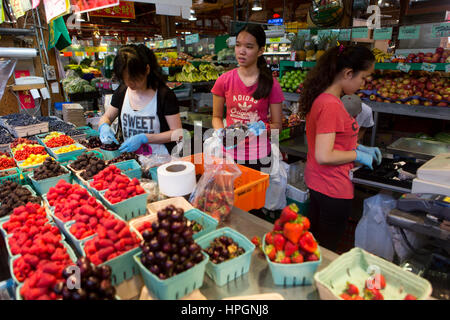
(283, 92), (301, 102)
(364, 101), (450, 121)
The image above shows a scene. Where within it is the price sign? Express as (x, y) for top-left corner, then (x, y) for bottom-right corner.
(162, 67), (169, 75)
(294, 61), (304, 68)
(338, 29), (351, 41)
(421, 62), (436, 72)
(373, 27), (393, 40)
(432, 23), (450, 38)
(297, 29), (310, 40)
(352, 27), (368, 39)
(398, 25), (420, 40)
(317, 29), (331, 38)
(269, 37), (281, 43)
(446, 64), (450, 73)
(185, 33), (199, 45)
(397, 63), (411, 73)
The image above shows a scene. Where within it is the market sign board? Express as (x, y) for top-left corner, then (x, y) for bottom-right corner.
(431, 22), (450, 38)
(185, 33), (199, 45)
(70, 0), (120, 14)
(338, 29), (351, 41)
(90, 1), (135, 19)
(398, 25), (420, 40)
(373, 27), (392, 40)
(297, 29), (310, 40)
(317, 29), (331, 38)
(352, 27), (368, 39)
(268, 18), (283, 26)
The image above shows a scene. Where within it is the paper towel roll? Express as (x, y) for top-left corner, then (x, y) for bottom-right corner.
(157, 161), (196, 197)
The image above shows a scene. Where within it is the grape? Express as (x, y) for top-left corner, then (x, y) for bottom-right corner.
(175, 264), (185, 273)
(177, 237), (186, 248)
(164, 260), (174, 271)
(155, 251), (167, 262)
(157, 210), (168, 221)
(141, 255), (148, 266)
(142, 245), (151, 254)
(62, 287), (72, 300)
(171, 254), (180, 264)
(171, 233), (180, 243)
(158, 273), (168, 280)
(53, 282), (64, 295)
(171, 210), (183, 222)
(142, 230), (153, 241)
(157, 229), (169, 243)
(149, 264), (160, 275)
(170, 221), (184, 233)
(86, 276), (100, 291)
(182, 229), (193, 240)
(162, 242), (172, 254)
(179, 256), (187, 264)
(184, 261), (194, 270)
(146, 251), (156, 264)
(188, 243), (200, 254)
(194, 252), (204, 263)
(88, 292), (99, 300)
(149, 239), (160, 251)
(179, 246), (189, 257)
(151, 221), (160, 232)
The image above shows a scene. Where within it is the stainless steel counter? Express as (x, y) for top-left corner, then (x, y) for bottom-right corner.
(198, 207), (339, 300)
(180, 112), (214, 129)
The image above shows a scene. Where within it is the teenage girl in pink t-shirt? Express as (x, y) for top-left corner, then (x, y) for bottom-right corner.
(301, 45), (382, 252)
(211, 24), (284, 171)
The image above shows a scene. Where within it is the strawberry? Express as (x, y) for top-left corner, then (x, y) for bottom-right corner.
(273, 219), (283, 232)
(365, 274), (386, 290)
(306, 252), (320, 262)
(340, 293), (352, 300)
(299, 231), (318, 253)
(352, 295), (364, 300)
(281, 257), (291, 264)
(273, 233), (286, 252)
(404, 294), (417, 300)
(251, 236), (260, 247)
(283, 241), (298, 257)
(364, 288), (384, 300)
(265, 232), (274, 245)
(264, 244), (276, 261)
(291, 251), (304, 263)
(299, 216), (310, 230)
(279, 203), (299, 224)
(345, 282), (359, 296)
(283, 217), (304, 244)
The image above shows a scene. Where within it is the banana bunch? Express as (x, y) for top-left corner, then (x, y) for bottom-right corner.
(372, 48), (392, 63)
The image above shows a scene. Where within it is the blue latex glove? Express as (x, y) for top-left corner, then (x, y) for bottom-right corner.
(357, 144), (382, 165)
(119, 133), (149, 153)
(99, 123), (118, 145)
(247, 120), (266, 137)
(355, 150), (374, 170)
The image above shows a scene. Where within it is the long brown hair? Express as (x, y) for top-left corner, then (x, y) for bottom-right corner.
(300, 45), (374, 114)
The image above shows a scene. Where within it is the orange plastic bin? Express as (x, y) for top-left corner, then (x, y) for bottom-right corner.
(182, 153), (270, 212)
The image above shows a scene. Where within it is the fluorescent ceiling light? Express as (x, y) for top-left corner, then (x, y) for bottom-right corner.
(188, 14), (197, 21)
(121, 19), (130, 23)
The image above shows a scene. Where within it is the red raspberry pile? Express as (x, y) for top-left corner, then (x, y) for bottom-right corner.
(89, 165), (123, 191)
(104, 176), (146, 204)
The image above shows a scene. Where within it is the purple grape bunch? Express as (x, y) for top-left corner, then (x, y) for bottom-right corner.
(140, 205), (204, 280)
(204, 236), (245, 264)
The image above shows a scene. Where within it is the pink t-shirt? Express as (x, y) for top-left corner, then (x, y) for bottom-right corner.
(305, 93), (359, 199)
(211, 69), (284, 161)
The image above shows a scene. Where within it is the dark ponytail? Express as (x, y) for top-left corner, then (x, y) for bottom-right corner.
(113, 44), (166, 90)
(237, 24), (273, 100)
(299, 45), (375, 114)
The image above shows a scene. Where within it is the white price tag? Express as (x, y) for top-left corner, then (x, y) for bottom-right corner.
(162, 67), (169, 75)
(421, 62), (436, 72)
(294, 61), (303, 68)
(397, 63), (411, 73)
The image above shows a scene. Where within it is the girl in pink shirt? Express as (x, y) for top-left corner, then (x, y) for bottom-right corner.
(301, 45), (380, 252)
(211, 24), (284, 171)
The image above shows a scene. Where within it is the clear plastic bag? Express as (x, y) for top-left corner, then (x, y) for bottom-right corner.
(264, 144), (288, 211)
(0, 59), (16, 100)
(355, 193), (396, 261)
(138, 154), (174, 172)
(189, 142), (242, 223)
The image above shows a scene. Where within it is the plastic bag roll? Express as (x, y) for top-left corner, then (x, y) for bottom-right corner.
(0, 48), (38, 59)
(157, 161), (196, 197)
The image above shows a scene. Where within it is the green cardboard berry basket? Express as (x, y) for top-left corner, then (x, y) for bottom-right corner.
(10, 240), (77, 286)
(262, 232), (322, 286)
(62, 209), (122, 256)
(80, 234), (141, 286)
(134, 251), (209, 300)
(195, 227), (255, 287)
(28, 167), (72, 196)
(99, 148), (121, 161)
(98, 189), (148, 221)
(313, 247), (433, 300)
(113, 159), (142, 180)
(49, 143), (86, 162)
(185, 208), (219, 241)
(35, 131), (65, 147)
(0, 167), (23, 185)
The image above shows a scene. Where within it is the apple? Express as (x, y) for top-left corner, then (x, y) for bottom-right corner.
(391, 94), (399, 100)
(357, 92), (364, 97)
(405, 101), (412, 105)
(380, 87), (388, 92)
(381, 92), (389, 98)
(431, 77), (439, 84)
(439, 57), (446, 63)
(413, 57), (421, 63)
(369, 95), (376, 101)
(389, 87), (396, 93)
(372, 80), (379, 85)
(399, 94), (408, 100)
(376, 97), (383, 102)
(424, 101), (432, 106)
(418, 77), (427, 83)
(396, 101), (402, 104)
(434, 94), (443, 102)
(423, 57), (433, 63)
(426, 82), (435, 91)
(397, 89), (405, 94)
(404, 84), (412, 90)
(425, 52), (433, 57)
(404, 90), (412, 97)
(437, 102), (448, 107)
(367, 85), (373, 90)
(443, 94), (449, 100)
(436, 47), (444, 54)
(410, 99), (420, 105)
(415, 92), (423, 97)
(418, 52), (425, 58)
(431, 53), (441, 63)
(402, 79), (411, 85)
(384, 99), (391, 103)
(366, 76), (373, 82)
